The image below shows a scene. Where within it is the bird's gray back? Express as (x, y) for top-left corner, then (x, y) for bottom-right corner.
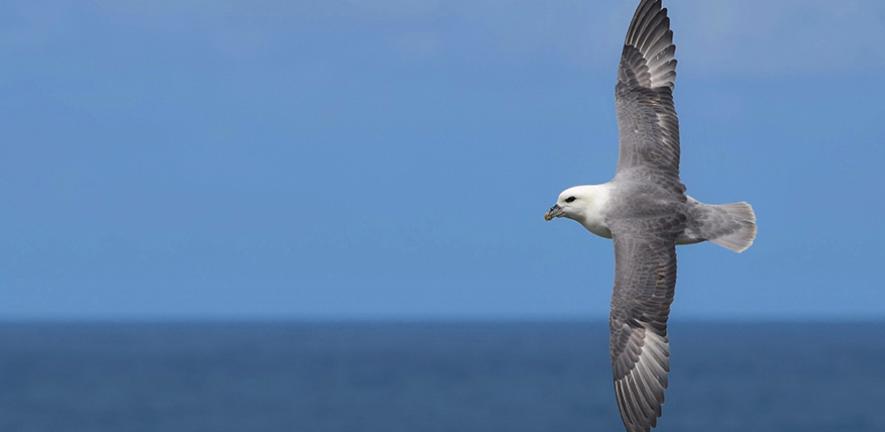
(607, 174), (687, 224)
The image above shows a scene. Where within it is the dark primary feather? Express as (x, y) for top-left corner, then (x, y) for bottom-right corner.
(616, 0), (680, 178)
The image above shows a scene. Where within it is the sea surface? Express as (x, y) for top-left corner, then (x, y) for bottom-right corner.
(0, 322), (883, 432)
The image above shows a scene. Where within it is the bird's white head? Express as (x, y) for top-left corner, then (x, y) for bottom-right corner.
(544, 186), (596, 222)
(544, 184), (613, 237)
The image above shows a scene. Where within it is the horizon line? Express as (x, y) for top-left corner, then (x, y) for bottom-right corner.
(1, 314), (883, 325)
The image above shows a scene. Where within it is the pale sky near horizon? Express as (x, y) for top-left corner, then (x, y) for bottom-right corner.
(2, 0), (884, 320)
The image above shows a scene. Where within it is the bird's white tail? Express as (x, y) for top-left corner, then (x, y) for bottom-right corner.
(704, 202), (757, 253)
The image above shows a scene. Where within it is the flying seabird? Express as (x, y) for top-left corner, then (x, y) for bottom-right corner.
(544, 1), (757, 431)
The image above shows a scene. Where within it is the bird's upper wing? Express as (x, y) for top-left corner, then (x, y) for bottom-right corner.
(608, 217), (680, 432)
(616, 0), (680, 178)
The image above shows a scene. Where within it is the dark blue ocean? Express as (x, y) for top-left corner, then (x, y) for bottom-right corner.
(1, 322), (883, 432)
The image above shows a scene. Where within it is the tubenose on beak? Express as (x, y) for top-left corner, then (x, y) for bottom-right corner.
(544, 204), (564, 221)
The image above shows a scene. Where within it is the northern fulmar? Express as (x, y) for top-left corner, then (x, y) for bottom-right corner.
(543, 1), (757, 431)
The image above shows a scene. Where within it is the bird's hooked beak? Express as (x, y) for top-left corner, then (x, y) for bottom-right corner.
(544, 204), (564, 221)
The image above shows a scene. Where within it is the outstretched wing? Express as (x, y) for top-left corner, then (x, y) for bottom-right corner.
(616, 0), (680, 177)
(608, 218), (680, 432)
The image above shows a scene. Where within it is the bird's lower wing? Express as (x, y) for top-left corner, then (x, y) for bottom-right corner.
(609, 221), (679, 432)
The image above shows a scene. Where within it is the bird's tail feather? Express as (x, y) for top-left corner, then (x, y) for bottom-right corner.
(701, 202), (757, 253)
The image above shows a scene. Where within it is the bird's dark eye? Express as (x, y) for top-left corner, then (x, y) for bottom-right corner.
(565, 196), (577, 203)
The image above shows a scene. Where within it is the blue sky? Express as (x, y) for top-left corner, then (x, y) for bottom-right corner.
(1, 0), (883, 320)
